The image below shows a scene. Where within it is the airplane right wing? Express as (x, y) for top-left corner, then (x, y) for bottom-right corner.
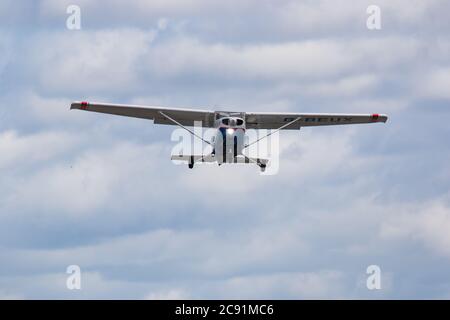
(71, 101), (216, 127)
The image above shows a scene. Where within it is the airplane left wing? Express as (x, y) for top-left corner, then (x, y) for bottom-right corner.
(245, 112), (388, 130)
(70, 101), (216, 127)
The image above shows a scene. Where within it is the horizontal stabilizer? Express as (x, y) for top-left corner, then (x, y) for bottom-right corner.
(171, 154), (216, 163)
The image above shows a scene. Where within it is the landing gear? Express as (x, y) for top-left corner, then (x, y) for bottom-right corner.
(260, 164), (266, 172)
(188, 156), (194, 169)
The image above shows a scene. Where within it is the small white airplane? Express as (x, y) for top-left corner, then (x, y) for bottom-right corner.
(71, 101), (388, 171)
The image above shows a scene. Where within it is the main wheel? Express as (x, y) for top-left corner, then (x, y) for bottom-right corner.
(260, 164), (266, 172)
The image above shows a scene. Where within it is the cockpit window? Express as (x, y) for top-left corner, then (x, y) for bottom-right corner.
(236, 119), (244, 125)
(222, 118), (229, 125)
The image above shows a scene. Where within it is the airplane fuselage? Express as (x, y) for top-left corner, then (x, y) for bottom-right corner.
(212, 116), (246, 164)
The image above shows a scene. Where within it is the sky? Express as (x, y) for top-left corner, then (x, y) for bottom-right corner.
(0, 0), (450, 299)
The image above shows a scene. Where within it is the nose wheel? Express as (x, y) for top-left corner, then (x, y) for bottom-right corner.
(188, 156), (194, 169)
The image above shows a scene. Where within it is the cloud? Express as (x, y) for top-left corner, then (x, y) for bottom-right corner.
(1, 0), (450, 300)
(33, 0), (450, 40)
(26, 29), (156, 95)
(418, 67), (450, 100)
(142, 37), (421, 84)
(0, 130), (79, 170)
(204, 271), (347, 299)
(144, 289), (188, 300)
(0, 139), (173, 219)
(17, 25), (425, 100)
(297, 74), (380, 98)
(380, 200), (450, 258)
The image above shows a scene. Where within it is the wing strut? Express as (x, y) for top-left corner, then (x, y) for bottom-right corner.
(243, 117), (302, 149)
(158, 111), (212, 146)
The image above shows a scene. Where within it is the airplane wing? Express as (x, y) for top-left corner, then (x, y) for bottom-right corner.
(70, 101), (216, 127)
(245, 112), (388, 130)
(71, 101), (387, 130)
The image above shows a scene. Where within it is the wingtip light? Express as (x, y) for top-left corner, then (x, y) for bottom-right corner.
(80, 101), (89, 110)
(371, 113), (388, 123)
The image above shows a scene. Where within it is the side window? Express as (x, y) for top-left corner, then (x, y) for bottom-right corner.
(222, 118), (229, 125)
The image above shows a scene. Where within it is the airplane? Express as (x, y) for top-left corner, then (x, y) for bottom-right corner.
(70, 101), (388, 172)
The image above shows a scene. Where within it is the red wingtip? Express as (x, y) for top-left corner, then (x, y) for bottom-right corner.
(80, 101), (89, 110)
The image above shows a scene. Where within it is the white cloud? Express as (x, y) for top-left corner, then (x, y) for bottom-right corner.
(26, 93), (77, 124)
(347, 98), (409, 113)
(419, 67), (450, 99)
(299, 74), (379, 97)
(275, 0), (365, 34)
(144, 289), (188, 300)
(380, 200), (450, 258)
(279, 129), (355, 180)
(39, 0), (260, 20)
(36, 0), (449, 39)
(29, 29), (156, 93)
(1, 141), (170, 216)
(210, 271), (346, 299)
(1, 0), (450, 300)
(142, 36), (422, 84)
(0, 130), (79, 170)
